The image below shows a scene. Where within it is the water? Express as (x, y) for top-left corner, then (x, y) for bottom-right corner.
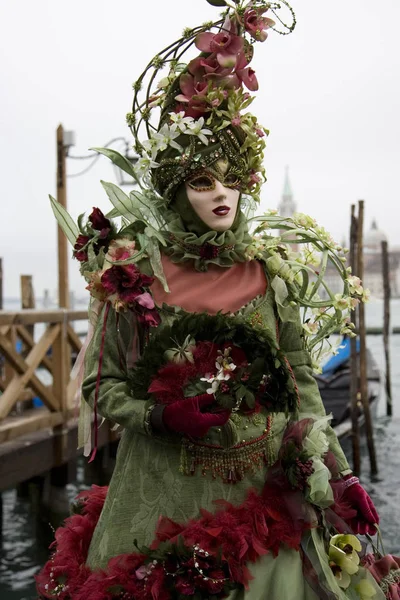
(1, 300), (400, 598)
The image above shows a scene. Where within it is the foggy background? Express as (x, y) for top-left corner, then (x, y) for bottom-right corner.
(1, 0), (399, 299)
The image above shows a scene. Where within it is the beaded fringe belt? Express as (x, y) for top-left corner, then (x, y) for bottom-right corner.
(179, 417), (275, 484)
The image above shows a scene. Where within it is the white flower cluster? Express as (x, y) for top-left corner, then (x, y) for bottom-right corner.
(200, 347), (237, 395)
(134, 112), (213, 178)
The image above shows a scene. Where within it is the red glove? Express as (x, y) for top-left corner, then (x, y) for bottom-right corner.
(159, 394), (230, 438)
(342, 475), (379, 536)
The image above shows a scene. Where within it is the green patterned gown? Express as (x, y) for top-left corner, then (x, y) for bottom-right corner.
(81, 262), (381, 600)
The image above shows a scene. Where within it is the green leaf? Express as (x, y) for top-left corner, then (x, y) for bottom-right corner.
(206, 0), (227, 5)
(271, 276), (298, 323)
(136, 232), (150, 252)
(49, 195), (79, 246)
(148, 238), (170, 292)
(236, 384), (247, 400)
(217, 394), (236, 410)
(101, 181), (142, 222)
(90, 147), (139, 184)
(144, 225), (167, 247)
(184, 381), (208, 397)
(244, 390), (255, 408)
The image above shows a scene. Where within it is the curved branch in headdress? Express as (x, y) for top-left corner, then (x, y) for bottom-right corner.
(126, 0), (296, 204)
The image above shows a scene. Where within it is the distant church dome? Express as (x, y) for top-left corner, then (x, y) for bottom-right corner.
(364, 219), (387, 252)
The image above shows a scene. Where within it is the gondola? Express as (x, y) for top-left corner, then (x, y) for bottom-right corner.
(314, 337), (381, 428)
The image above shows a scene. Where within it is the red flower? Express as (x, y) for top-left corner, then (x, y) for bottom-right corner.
(89, 207), (111, 238)
(74, 234), (90, 262)
(244, 6), (275, 42)
(204, 569), (226, 594)
(175, 576), (196, 595)
(100, 266), (160, 326)
(101, 265), (153, 304)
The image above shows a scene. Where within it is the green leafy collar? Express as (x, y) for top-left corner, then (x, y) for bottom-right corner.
(163, 211), (253, 272)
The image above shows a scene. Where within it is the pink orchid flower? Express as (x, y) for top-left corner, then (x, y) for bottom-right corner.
(234, 50), (259, 91)
(188, 55), (232, 79)
(175, 72), (210, 117)
(244, 6), (275, 42)
(236, 66), (259, 91)
(195, 17), (244, 69)
(174, 102), (207, 119)
(175, 72), (208, 103)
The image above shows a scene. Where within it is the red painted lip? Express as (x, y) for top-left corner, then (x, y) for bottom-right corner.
(213, 206), (230, 216)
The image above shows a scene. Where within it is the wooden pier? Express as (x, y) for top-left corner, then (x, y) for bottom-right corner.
(0, 308), (116, 494)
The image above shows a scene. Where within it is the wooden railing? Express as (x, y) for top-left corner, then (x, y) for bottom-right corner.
(0, 309), (88, 444)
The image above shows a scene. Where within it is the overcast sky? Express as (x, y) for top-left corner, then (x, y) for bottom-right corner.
(1, 0), (399, 300)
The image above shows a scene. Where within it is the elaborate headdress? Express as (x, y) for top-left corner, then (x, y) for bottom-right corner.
(126, 0), (296, 204)
(52, 0), (368, 391)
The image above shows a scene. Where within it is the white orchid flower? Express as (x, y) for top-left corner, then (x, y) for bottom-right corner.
(152, 123), (183, 152)
(184, 117), (213, 145)
(200, 374), (220, 395)
(134, 151), (160, 176)
(169, 111), (194, 132)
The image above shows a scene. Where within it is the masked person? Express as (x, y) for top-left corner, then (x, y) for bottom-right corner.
(37, 2), (384, 599)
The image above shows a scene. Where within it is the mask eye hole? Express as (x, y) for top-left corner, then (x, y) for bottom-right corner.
(187, 174), (215, 191)
(223, 173), (241, 188)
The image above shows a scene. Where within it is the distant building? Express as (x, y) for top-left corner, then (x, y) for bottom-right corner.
(275, 170), (399, 298)
(277, 166), (296, 218)
(322, 220), (399, 298)
(277, 166), (298, 250)
(363, 220), (400, 298)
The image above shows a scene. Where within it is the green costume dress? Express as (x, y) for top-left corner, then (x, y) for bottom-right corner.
(35, 3), (386, 597)
(76, 251), (377, 599)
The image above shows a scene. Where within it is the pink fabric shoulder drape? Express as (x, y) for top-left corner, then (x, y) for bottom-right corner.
(151, 254), (267, 315)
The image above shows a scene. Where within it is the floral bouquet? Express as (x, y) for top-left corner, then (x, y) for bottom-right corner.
(132, 312), (299, 438)
(70, 205), (161, 327)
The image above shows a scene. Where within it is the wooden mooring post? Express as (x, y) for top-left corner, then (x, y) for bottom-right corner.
(381, 240), (392, 416)
(349, 204), (361, 475)
(357, 200), (378, 476)
(0, 257), (3, 310)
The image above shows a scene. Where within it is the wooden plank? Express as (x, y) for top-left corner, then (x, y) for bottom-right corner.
(0, 417), (115, 491)
(52, 322), (68, 415)
(0, 257), (2, 310)
(4, 326), (17, 385)
(18, 389), (36, 402)
(0, 325), (61, 418)
(0, 379), (35, 400)
(20, 275), (35, 309)
(67, 324), (83, 354)
(16, 325), (53, 372)
(0, 310), (88, 326)
(0, 408), (64, 443)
